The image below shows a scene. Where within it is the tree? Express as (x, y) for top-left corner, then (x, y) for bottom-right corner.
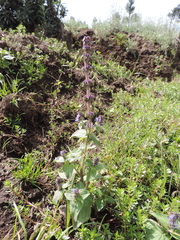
(125, 0), (135, 18)
(0, 0), (67, 38)
(168, 4), (180, 20)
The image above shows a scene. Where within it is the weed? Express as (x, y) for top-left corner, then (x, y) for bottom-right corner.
(13, 151), (43, 184)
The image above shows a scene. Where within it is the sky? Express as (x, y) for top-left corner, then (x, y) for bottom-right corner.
(62, 0), (180, 26)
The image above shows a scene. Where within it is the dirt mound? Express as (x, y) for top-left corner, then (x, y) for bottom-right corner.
(0, 93), (50, 157)
(90, 31), (174, 81)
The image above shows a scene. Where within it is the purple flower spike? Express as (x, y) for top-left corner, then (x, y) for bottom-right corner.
(75, 111), (81, 122)
(72, 188), (80, 197)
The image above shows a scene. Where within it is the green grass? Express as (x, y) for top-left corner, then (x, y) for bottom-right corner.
(97, 79), (180, 239)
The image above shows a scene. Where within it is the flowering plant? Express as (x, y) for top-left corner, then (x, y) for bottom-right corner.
(53, 36), (114, 230)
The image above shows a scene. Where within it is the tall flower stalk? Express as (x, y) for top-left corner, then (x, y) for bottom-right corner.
(80, 36), (94, 182)
(53, 35), (110, 231)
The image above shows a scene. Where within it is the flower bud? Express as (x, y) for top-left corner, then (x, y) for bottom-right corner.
(72, 188), (80, 197)
(93, 157), (99, 166)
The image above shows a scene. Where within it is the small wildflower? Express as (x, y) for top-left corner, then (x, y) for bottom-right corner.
(86, 111), (94, 116)
(55, 177), (62, 189)
(83, 53), (90, 58)
(83, 78), (92, 84)
(84, 93), (95, 100)
(82, 44), (91, 50)
(82, 36), (91, 43)
(93, 157), (99, 166)
(75, 111), (81, 122)
(82, 65), (93, 71)
(168, 212), (180, 229)
(72, 188), (80, 197)
(95, 115), (104, 126)
(60, 150), (67, 156)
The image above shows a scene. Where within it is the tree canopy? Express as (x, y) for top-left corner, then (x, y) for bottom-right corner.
(0, 0), (67, 38)
(168, 4), (180, 21)
(125, 0), (135, 18)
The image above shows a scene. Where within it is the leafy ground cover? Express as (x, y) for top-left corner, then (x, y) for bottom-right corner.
(0, 25), (180, 239)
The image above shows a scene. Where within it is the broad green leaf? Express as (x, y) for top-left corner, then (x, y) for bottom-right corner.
(95, 198), (106, 211)
(62, 163), (75, 178)
(52, 190), (63, 205)
(65, 190), (76, 201)
(150, 212), (169, 229)
(79, 189), (90, 200)
(66, 148), (82, 162)
(71, 129), (87, 139)
(144, 219), (170, 240)
(58, 171), (67, 179)
(71, 195), (92, 228)
(62, 181), (71, 189)
(76, 196), (92, 223)
(89, 133), (101, 147)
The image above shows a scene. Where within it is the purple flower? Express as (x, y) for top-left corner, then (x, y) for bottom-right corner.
(82, 65), (93, 71)
(83, 53), (90, 58)
(168, 212), (180, 229)
(60, 150), (67, 156)
(56, 177), (62, 189)
(83, 78), (92, 84)
(86, 111), (94, 116)
(95, 115), (104, 126)
(82, 36), (91, 43)
(72, 188), (80, 197)
(82, 44), (91, 50)
(84, 94), (95, 100)
(75, 112), (81, 122)
(93, 157), (99, 166)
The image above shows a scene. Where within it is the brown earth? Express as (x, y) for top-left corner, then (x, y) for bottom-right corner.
(0, 28), (179, 239)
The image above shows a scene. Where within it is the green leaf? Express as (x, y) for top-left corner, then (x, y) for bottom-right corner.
(76, 196), (92, 223)
(144, 219), (170, 240)
(62, 163), (75, 178)
(64, 190), (76, 201)
(71, 129), (87, 139)
(66, 148), (82, 162)
(79, 189), (90, 200)
(95, 198), (106, 211)
(52, 190), (63, 205)
(89, 133), (101, 147)
(71, 195), (92, 228)
(58, 171), (67, 179)
(150, 212), (169, 229)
